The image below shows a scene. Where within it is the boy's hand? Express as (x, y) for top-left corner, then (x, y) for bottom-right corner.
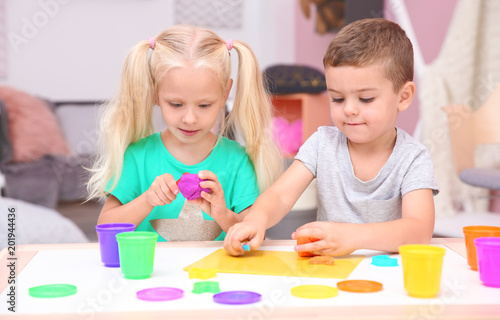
(187, 170), (228, 219)
(224, 221), (266, 256)
(145, 173), (179, 207)
(292, 221), (356, 257)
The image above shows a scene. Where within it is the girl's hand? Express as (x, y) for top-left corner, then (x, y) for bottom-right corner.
(145, 173), (179, 207)
(291, 221), (356, 257)
(188, 170), (228, 219)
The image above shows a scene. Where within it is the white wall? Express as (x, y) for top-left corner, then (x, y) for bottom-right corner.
(1, 0), (295, 101)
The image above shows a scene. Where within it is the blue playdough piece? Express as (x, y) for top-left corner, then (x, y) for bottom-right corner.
(371, 255), (399, 267)
(242, 244), (250, 251)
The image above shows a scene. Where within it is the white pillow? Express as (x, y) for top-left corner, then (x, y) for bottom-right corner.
(0, 197), (89, 249)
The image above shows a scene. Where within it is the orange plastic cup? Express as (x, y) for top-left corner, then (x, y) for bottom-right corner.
(463, 226), (500, 271)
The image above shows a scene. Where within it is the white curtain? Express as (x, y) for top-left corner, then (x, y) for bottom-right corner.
(418, 0), (500, 217)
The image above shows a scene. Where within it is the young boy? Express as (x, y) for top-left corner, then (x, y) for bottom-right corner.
(224, 18), (439, 257)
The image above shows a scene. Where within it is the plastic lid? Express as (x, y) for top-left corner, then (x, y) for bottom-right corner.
(136, 287), (184, 301)
(474, 237), (500, 247)
(95, 223), (135, 233)
(291, 285), (338, 299)
(371, 255), (399, 267)
(116, 231), (158, 242)
(463, 225), (500, 235)
(337, 280), (383, 293)
(29, 284), (77, 298)
(213, 291), (262, 305)
(398, 244), (445, 257)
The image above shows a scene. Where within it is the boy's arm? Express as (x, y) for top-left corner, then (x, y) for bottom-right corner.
(370, 188), (435, 250)
(293, 188), (435, 256)
(224, 160), (314, 255)
(199, 205), (251, 233)
(254, 160), (315, 228)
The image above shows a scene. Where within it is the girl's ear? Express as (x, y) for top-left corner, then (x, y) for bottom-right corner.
(397, 81), (415, 112)
(224, 78), (233, 102)
(154, 87), (159, 106)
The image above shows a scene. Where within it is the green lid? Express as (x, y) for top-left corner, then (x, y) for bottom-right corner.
(29, 284), (77, 298)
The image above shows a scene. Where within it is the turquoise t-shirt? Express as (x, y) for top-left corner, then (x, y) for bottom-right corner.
(107, 133), (259, 241)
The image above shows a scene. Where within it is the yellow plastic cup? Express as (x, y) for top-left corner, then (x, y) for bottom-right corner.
(399, 244), (446, 298)
(463, 226), (500, 271)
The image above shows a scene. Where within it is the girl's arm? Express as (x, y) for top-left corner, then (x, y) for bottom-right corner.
(224, 160), (315, 255)
(187, 170), (251, 233)
(97, 194), (154, 227)
(293, 188), (435, 256)
(97, 173), (180, 227)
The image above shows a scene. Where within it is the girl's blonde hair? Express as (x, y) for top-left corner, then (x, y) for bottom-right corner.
(87, 25), (282, 201)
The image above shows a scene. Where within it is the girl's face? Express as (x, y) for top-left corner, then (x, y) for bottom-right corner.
(157, 65), (230, 148)
(325, 64), (413, 148)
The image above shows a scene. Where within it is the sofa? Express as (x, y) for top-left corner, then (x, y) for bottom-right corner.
(0, 86), (95, 208)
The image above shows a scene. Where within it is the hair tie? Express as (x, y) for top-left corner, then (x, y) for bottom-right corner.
(225, 39), (233, 51)
(148, 37), (155, 50)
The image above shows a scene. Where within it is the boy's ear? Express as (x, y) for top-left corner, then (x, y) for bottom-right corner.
(397, 81), (415, 112)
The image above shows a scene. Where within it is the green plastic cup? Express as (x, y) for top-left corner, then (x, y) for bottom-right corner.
(116, 231), (158, 279)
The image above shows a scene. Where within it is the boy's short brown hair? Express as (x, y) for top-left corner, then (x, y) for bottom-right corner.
(323, 18), (413, 92)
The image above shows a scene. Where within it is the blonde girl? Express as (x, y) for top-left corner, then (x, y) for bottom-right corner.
(87, 25), (282, 241)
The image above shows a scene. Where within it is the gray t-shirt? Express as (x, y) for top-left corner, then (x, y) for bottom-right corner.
(295, 126), (439, 224)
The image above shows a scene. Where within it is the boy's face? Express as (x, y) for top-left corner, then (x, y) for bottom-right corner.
(325, 64), (412, 146)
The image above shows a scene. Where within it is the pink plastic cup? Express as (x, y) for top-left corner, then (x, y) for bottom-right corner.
(474, 237), (500, 288)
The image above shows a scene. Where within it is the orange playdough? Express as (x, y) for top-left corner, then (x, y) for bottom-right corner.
(309, 256), (335, 265)
(297, 237), (320, 257)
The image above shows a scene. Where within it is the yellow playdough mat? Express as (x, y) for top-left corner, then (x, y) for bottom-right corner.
(184, 249), (364, 279)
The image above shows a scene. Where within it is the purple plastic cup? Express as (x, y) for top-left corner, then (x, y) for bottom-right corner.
(95, 223), (136, 267)
(474, 237), (500, 288)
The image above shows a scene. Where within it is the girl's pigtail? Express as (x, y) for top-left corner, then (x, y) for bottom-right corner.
(229, 41), (283, 191)
(87, 40), (156, 201)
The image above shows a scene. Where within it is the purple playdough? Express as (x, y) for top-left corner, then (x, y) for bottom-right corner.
(177, 173), (210, 200)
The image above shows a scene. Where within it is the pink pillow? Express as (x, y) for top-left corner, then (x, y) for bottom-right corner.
(0, 86), (71, 162)
(272, 117), (303, 156)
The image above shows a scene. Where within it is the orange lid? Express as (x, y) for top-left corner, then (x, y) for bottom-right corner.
(337, 280), (383, 293)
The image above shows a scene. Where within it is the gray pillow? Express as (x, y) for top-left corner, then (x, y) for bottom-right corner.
(459, 168), (500, 190)
(0, 99), (13, 167)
